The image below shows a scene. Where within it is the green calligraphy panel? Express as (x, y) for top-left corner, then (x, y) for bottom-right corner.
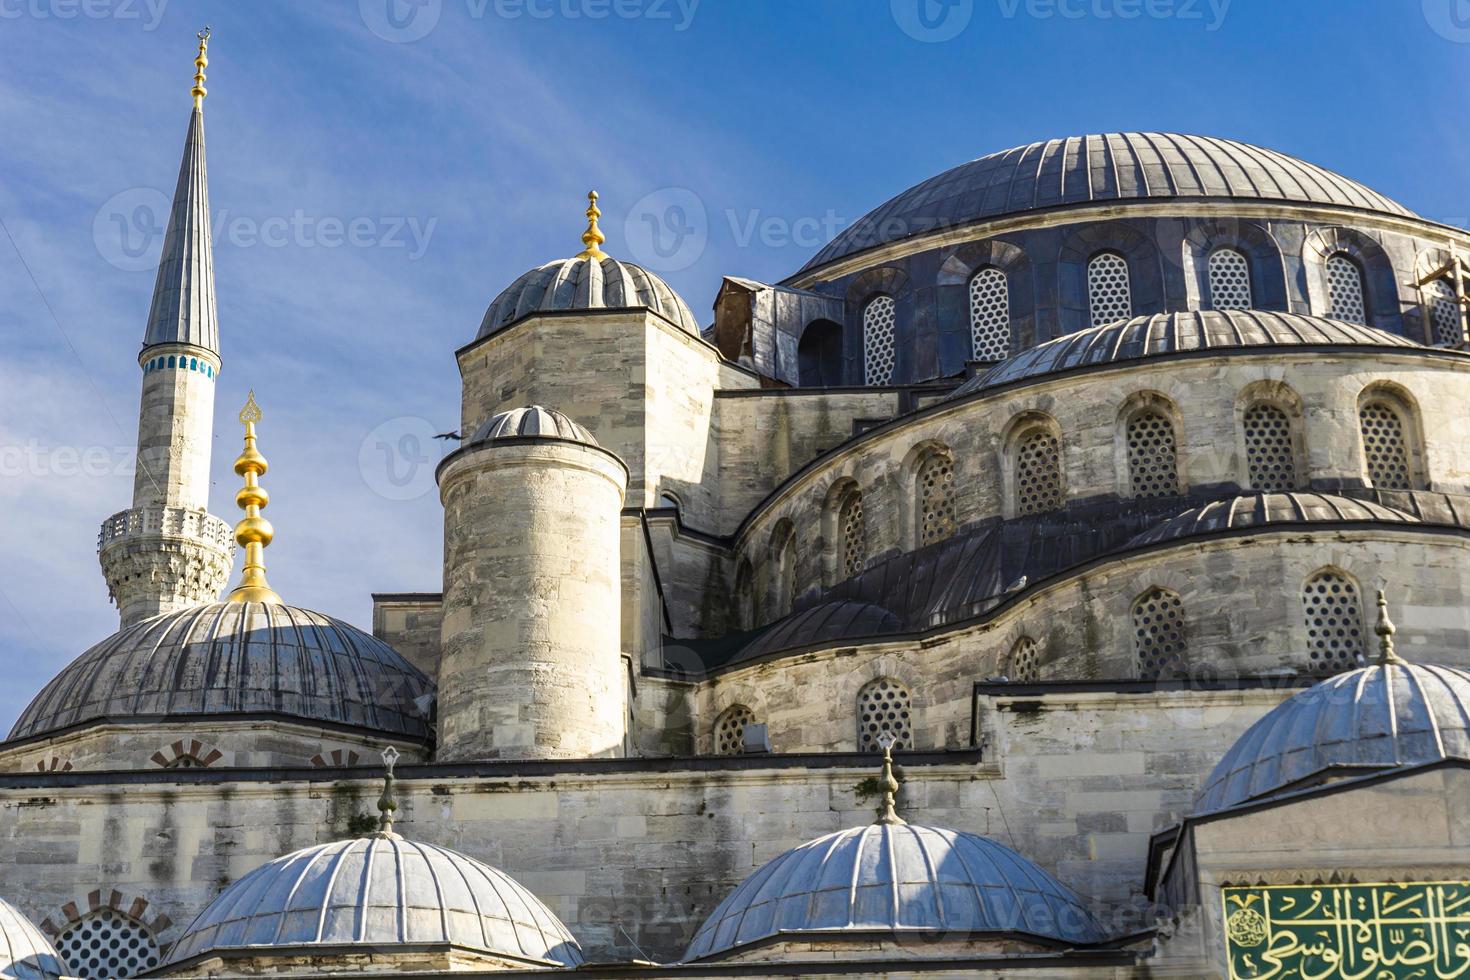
(1223, 881), (1470, 979)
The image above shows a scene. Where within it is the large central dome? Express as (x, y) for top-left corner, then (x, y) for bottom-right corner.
(800, 133), (1414, 272)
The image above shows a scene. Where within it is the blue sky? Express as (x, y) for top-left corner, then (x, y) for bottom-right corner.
(1, 0), (1467, 732)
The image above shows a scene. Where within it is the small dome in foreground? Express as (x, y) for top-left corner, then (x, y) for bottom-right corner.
(0, 897), (65, 980)
(469, 405), (598, 446)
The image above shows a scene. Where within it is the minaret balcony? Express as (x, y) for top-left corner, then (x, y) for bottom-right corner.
(98, 505), (234, 553)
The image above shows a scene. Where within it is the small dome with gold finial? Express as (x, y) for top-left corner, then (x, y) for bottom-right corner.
(476, 190), (701, 340)
(7, 395), (434, 746)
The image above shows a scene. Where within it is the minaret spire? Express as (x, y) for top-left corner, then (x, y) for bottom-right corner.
(575, 190), (608, 260)
(99, 30), (232, 627)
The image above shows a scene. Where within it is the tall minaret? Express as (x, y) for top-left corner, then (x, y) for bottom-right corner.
(98, 28), (234, 628)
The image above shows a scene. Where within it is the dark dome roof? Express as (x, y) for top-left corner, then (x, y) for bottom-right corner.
(1127, 493), (1419, 548)
(9, 602), (434, 743)
(468, 405), (598, 446)
(477, 255), (699, 339)
(801, 133), (1414, 271)
(683, 821), (1106, 962)
(736, 601), (903, 663)
(1195, 659), (1470, 813)
(952, 311), (1424, 398)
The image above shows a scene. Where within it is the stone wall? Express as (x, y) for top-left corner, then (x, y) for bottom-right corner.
(370, 593), (443, 679)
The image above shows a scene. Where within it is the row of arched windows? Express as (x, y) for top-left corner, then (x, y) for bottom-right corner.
(712, 676), (914, 755)
(859, 246), (1384, 383)
(143, 353), (215, 379)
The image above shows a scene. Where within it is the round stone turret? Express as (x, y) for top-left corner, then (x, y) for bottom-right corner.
(436, 406), (629, 760)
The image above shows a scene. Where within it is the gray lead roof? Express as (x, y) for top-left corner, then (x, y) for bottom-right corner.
(477, 255), (700, 340)
(801, 133), (1415, 272)
(144, 107), (219, 354)
(0, 897), (65, 980)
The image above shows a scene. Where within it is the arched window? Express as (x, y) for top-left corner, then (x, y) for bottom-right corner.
(1243, 403), (1300, 491)
(917, 452), (957, 546)
(56, 910), (160, 979)
(856, 677), (913, 752)
(1302, 569), (1366, 675)
(1125, 410), (1181, 498)
(1006, 637), (1040, 683)
(1087, 252), (1132, 327)
(1425, 278), (1464, 347)
(772, 521), (797, 618)
(968, 267), (1010, 361)
(863, 295), (897, 385)
(149, 738), (221, 769)
(1132, 588), (1187, 681)
(1207, 247), (1252, 310)
(712, 704), (755, 756)
(1359, 400), (1414, 490)
(1326, 253), (1367, 323)
(732, 559), (754, 631)
(838, 489), (867, 578)
(1015, 429), (1063, 515)
(797, 318), (844, 386)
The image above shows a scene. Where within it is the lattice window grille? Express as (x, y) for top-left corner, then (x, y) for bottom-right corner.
(918, 455), (957, 546)
(840, 492), (866, 577)
(1426, 278), (1464, 347)
(1359, 402), (1412, 490)
(863, 296), (897, 385)
(779, 538), (798, 616)
(1243, 404), (1299, 491)
(1302, 572), (1366, 674)
(1088, 253), (1132, 327)
(1008, 638), (1040, 683)
(1126, 411), (1181, 498)
(713, 705), (755, 756)
(857, 678), (913, 752)
(1015, 431), (1063, 515)
(1133, 589), (1187, 681)
(969, 268), (1011, 360)
(1326, 254), (1366, 324)
(56, 910), (160, 980)
(1208, 248), (1252, 310)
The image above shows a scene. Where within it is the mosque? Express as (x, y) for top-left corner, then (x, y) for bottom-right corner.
(2, 30), (1469, 980)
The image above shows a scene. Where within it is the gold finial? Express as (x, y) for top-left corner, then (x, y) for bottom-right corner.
(874, 732), (907, 826)
(192, 27), (211, 110)
(575, 190), (608, 260)
(226, 390), (282, 604)
(372, 746), (402, 838)
(1375, 590), (1404, 666)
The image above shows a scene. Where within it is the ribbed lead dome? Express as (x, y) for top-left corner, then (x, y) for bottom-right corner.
(802, 133), (1414, 271)
(0, 898), (64, 980)
(9, 601), (434, 743)
(1194, 660), (1470, 813)
(477, 255), (699, 339)
(165, 836), (583, 968)
(683, 823), (1105, 962)
(1127, 493), (1419, 548)
(469, 405), (598, 446)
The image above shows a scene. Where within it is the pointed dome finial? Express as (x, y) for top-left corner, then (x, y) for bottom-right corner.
(192, 27), (211, 110)
(226, 391), (282, 604)
(373, 745), (402, 838)
(874, 732), (907, 826)
(1375, 589), (1404, 666)
(576, 190), (608, 261)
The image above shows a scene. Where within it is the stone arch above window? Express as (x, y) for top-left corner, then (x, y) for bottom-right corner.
(1181, 219), (1286, 312)
(1357, 384), (1426, 490)
(1303, 227), (1401, 333)
(48, 897), (167, 980)
(712, 704), (756, 756)
(938, 238), (1035, 360)
(906, 443), (957, 548)
(1003, 413), (1064, 517)
(1006, 636), (1040, 683)
(1302, 567), (1366, 675)
(823, 479), (867, 585)
(1117, 393), (1183, 499)
(862, 295), (898, 385)
(310, 748), (363, 768)
(1132, 587), (1188, 681)
(1236, 380), (1307, 492)
(856, 677), (913, 752)
(35, 754), (73, 772)
(1058, 223), (1162, 336)
(149, 738), (222, 769)
(769, 519), (798, 619)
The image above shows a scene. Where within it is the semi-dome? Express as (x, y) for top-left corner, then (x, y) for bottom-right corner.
(164, 835), (583, 969)
(1127, 492), (1419, 549)
(801, 133), (1414, 271)
(8, 601), (434, 743)
(469, 405), (598, 446)
(0, 897), (65, 980)
(477, 255), (700, 339)
(683, 821), (1106, 962)
(952, 310), (1425, 398)
(1194, 651), (1470, 814)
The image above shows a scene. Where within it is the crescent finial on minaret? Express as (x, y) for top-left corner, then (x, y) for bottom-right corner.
(192, 27), (211, 109)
